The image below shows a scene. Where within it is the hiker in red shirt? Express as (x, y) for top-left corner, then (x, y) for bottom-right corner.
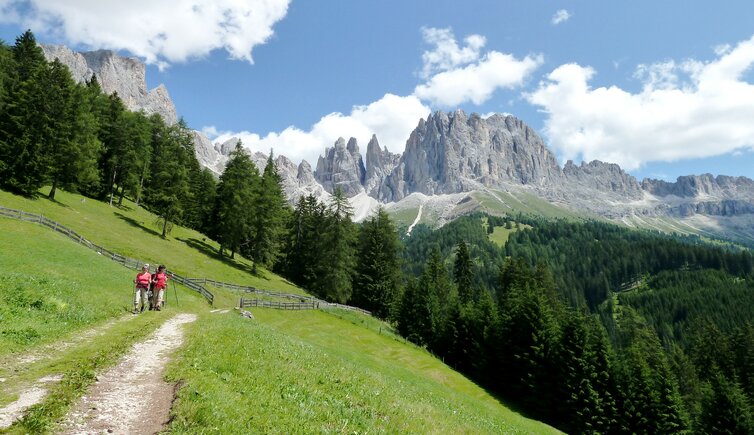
(151, 265), (169, 311)
(133, 264), (151, 314)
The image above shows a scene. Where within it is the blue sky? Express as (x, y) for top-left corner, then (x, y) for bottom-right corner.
(2, 0), (754, 181)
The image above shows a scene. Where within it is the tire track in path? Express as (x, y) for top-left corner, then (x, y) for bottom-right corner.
(58, 313), (196, 435)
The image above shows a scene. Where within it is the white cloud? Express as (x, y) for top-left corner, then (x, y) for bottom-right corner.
(526, 35), (754, 170)
(1, 0), (290, 68)
(552, 9), (571, 25)
(204, 94), (430, 165)
(415, 28), (543, 107)
(419, 27), (486, 79)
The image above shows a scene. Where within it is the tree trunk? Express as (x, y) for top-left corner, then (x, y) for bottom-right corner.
(135, 160), (147, 207)
(162, 213), (169, 238)
(108, 167), (117, 207)
(48, 176), (58, 200)
(117, 185), (125, 206)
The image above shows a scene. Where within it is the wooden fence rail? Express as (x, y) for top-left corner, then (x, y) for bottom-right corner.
(0, 204), (214, 305)
(239, 298), (318, 310)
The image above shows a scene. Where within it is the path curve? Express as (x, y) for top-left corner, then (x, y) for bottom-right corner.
(59, 313), (196, 435)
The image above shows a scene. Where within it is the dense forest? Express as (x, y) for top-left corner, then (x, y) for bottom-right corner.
(2, 30), (753, 433)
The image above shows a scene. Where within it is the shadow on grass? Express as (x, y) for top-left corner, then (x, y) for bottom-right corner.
(178, 237), (258, 277)
(113, 212), (162, 237)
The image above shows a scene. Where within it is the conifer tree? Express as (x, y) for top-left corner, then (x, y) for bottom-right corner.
(212, 141), (258, 257)
(351, 206), (401, 318)
(283, 194), (327, 287)
(317, 186), (356, 302)
(45, 60), (101, 199)
(144, 119), (192, 237)
(453, 240), (474, 303)
(0, 30), (51, 193)
(697, 372), (754, 434)
(248, 152), (288, 270)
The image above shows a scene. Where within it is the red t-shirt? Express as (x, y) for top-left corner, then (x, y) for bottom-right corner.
(152, 272), (168, 289)
(135, 272), (151, 288)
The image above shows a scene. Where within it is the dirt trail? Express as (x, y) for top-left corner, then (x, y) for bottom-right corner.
(0, 375), (62, 429)
(59, 313), (196, 435)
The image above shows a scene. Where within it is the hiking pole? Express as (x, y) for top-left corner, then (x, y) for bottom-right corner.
(171, 278), (179, 308)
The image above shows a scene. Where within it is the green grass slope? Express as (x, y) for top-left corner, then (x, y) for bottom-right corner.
(0, 188), (557, 433)
(167, 310), (558, 434)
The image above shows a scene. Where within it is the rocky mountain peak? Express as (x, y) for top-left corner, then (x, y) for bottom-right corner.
(314, 137), (366, 196)
(378, 110), (563, 202)
(40, 44), (178, 125)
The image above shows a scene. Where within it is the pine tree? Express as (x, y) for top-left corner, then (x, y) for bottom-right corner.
(351, 207), (401, 318)
(696, 372), (754, 434)
(248, 152), (288, 270)
(316, 186), (356, 302)
(144, 119), (192, 237)
(454, 240), (474, 303)
(45, 60), (102, 200)
(282, 194), (327, 288)
(0, 30), (51, 194)
(211, 141), (258, 256)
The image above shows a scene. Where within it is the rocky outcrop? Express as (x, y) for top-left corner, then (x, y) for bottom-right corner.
(41, 45), (178, 125)
(314, 137), (366, 196)
(364, 135), (400, 197)
(379, 111), (563, 201)
(192, 131), (228, 175)
(563, 160), (643, 200)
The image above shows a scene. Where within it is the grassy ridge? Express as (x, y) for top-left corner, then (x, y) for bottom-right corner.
(0, 189), (303, 301)
(167, 310), (558, 434)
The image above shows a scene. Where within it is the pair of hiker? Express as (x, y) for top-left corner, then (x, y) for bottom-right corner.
(133, 264), (169, 314)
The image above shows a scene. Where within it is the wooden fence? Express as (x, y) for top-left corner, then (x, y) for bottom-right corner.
(239, 298), (318, 310)
(192, 278), (372, 315)
(0, 205), (214, 305)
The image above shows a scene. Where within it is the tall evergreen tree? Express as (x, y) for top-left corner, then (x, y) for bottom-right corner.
(696, 371), (754, 434)
(212, 141), (258, 257)
(248, 152), (288, 270)
(44, 60), (101, 199)
(0, 30), (51, 194)
(282, 194), (327, 287)
(453, 240), (474, 303)
(351, 206), (401, 318)
(144, 118), (192, 237)
(317, 186), (356, 302)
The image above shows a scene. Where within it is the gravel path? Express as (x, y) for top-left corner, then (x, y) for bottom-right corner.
(59, 313), (197, 435)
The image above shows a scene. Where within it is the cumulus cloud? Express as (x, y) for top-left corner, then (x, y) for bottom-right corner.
(415, 27), (543, 107)
(1, 0), (290, 68)
(419, 27), (486, 79)
(526, 35), (754, 170)
(415, 51), (543, 106)
(204, 94), (430, 165)
(551, 9), (571, 25)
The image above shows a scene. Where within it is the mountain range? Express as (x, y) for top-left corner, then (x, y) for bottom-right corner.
(42, 45), (754, 246)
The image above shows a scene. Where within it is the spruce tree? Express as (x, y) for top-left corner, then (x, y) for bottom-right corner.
(248, 152), (288, 270)
(453, 240), (474, 303)
(697, 372), (754, 434)
(0, 30), (51, 193)
(212, 141), (258, 257)
(44, 60), (101, 199)
(351, 206), (401, 318)
(317, 187), (356, 302)
(144, 119), (192, 237)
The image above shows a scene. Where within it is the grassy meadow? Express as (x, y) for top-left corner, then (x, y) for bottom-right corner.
(166, 310), (558, 434)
